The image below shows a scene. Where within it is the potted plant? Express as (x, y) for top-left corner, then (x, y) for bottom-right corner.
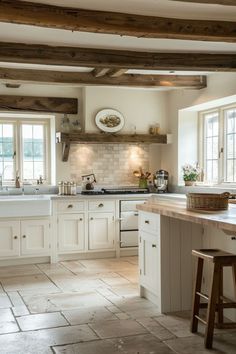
(182, 163), (200, 186)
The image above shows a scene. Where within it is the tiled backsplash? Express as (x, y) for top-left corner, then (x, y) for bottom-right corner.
(69, 144), (150, 185)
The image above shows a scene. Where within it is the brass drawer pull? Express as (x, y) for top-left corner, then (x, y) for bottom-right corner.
(67, 204), (73, 208)
(145, 220), (150, 224)
(134, 213), (138, 216)
(13, 236), (18, 240)
(79, 218), (83, 221)
(152, 244), (157, 248)
(98, 203), (104, 208)
(22, 235), (26, 238)
(90, 217), (94, 220)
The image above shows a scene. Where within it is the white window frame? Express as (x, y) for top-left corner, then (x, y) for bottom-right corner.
(199, 103), (236, 185)
(0, 115), (52, 185)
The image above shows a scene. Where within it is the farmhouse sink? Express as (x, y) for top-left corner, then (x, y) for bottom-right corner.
(0, 195), (51, 217)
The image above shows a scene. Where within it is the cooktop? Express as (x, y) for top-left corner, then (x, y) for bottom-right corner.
(81, 187), (149, 195)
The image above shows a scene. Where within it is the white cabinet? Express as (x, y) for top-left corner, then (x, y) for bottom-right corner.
(89, 212), (115, 250)
(139, 231), (160, 295)
(0, 221), (20, 258)
(21, 219), (50, 256)
(58, 213), (85, 253)
(0, 218), (50, 259)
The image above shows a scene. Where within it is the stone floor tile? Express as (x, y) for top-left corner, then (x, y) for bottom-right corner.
(155, 313), (194, 338)
(12, 305), (30, 316)
(110, 284), (139, 297)
(37, 263), (73, 276)
(115, 312), (131, 320)
(7, 291), (25, 306)
(17, 312), (68, 331)
(22, 291), (113, 313)
(60, 260), (86, 273)
(100, 275), (131, 287)
(89, 319), (148, 339)
(137, 317), (176, 341)
(1, 274), (59, 292)
(0, 324), (98, 354)
(106, 304), (122, 314)
(0, 264), (43, 278)
(126, 305), (162, 319)
(166, 331), (236, 354)
(0, 308), (19, 334)
(49, 274), (105, 292)
(53, 334), (175, 354)
(0, 293), (11, 308)
(117, 270), (139, 283)
(62, 306), (117, 325)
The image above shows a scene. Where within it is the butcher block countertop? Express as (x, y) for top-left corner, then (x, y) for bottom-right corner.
(137, 195), (236, 234)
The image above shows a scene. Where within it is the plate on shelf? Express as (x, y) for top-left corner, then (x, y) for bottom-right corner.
(95, 109), (125, 133)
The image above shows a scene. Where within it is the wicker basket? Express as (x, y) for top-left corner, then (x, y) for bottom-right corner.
(186, 192), (230, 211)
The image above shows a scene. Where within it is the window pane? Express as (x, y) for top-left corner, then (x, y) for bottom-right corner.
(227, 159), (234, 182)
(206, 161), (212, 181)
(225, 109), (236, 182)
(22, 124), (45, 181)
(204, 112), (219, 183)
(0, 123), (15, 181)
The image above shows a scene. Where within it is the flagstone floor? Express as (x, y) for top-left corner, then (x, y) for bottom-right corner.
(0, 256), (235, 353)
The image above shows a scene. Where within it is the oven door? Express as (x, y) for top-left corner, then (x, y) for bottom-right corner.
(120, 211), (139, 231)
(120, 230), (138, 248)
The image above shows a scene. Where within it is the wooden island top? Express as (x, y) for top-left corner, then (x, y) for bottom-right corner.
(137, 196), (236, 234)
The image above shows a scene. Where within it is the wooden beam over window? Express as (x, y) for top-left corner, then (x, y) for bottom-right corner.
(0, 0), (236, 42)
(0, 95), (78, 113)
(0, 42), (236, 72)
(0, 67), (207, 89)
(171, 0), (236, 5)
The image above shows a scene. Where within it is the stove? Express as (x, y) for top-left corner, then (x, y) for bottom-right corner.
(81, 187), (149, 195)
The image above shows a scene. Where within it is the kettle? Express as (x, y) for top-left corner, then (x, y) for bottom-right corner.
(82, 174), (97, 191)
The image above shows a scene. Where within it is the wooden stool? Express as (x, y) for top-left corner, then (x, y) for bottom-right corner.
(191, 249), (236, 349)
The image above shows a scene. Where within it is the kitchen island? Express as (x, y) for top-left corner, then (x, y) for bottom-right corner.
(137, 195), (236, 319)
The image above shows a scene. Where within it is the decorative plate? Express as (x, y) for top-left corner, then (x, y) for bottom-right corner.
(95, 109), (125, 133)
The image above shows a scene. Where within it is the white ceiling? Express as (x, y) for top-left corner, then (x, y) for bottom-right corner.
(0, 0), (235, 89)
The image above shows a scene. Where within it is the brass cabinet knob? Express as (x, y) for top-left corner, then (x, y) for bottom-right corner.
(98, 203), (104, 208)
(22, 235), (26, 238)
(90, 217), (94, 220)
(67, 204), (73, 208)
(145, 220), (150, 224)
(79, 218), (83, 221)
(14, 236), (18, 240)
(152, 244), (157, 248)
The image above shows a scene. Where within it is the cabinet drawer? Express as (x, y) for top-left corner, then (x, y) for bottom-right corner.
(139, 211), (160, 235)
(57, 201), (85, 213)
(88, 200), (115, 212)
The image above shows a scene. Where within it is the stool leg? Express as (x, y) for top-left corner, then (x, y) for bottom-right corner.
(232, 263), (236, 299)
(217, 265), (224, 326)
(205, 262), (221, 349)
(191, 257), (204, 333)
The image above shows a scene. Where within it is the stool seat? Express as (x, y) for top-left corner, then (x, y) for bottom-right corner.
(192, 249), (236, 264)
(191, 248), (236, 349)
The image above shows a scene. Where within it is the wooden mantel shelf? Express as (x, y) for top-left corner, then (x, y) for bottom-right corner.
(56, 132), (170, 162)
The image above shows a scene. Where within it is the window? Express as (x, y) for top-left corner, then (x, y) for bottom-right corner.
(200, 105), (236, 184)
(0, 117), (50, 184)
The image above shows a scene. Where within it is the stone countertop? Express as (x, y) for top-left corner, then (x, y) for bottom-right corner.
(51, 193), (152, 200)
(137, 197), (236, 234)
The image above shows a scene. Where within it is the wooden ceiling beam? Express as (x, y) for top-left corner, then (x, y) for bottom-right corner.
(0, 0), (236, 42)
(108, 69), (128, 78)
(0, 67), (207, 89)
(0, 42), (236, 72)
(171, 0), (236, 5)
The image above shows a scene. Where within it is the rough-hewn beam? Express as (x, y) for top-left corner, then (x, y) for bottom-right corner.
(171, 0), (236, 5)
(0, 67), (207, 89)
(0, 95), (78, 113)
(108, 69), (128, 77)
(0, 42), (236, 72)
(0, 0), (236, 42)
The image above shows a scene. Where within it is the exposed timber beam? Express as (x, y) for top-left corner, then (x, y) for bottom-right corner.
(92, 68), (110, 78)
(0, 0), (236, 42)
(0, 95), (78, 113)
(0, 42), (236, 72)
(0, 67), (207, 89)
(171, 0), (236, 5)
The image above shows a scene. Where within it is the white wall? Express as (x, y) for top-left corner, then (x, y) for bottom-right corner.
(162, 73), (236, 187)
(0, 84), (168, 184)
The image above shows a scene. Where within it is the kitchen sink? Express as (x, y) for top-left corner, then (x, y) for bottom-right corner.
(0, 195), (52, 217)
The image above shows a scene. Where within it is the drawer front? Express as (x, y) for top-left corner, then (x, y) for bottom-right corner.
(88, 200), (115, 212)
(139, 211), (160, 235)
(57, 201), (85, 213)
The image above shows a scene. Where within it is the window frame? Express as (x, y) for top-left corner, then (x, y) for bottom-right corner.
(0, 117), (51, 185)
(199, 103), (236, 185)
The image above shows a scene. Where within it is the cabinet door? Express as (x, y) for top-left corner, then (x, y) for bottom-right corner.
(140, 231), (160, 295)
(21, 219), (50, 256)
(0, 221), (20, 258)
(58, 213), (85, 253)
(89, 212), (114, 250)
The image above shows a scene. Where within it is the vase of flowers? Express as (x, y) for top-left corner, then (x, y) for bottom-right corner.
(182, 163), (200, 186)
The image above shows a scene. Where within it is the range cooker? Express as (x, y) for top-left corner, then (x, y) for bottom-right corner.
(81, 187), (149, 195)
